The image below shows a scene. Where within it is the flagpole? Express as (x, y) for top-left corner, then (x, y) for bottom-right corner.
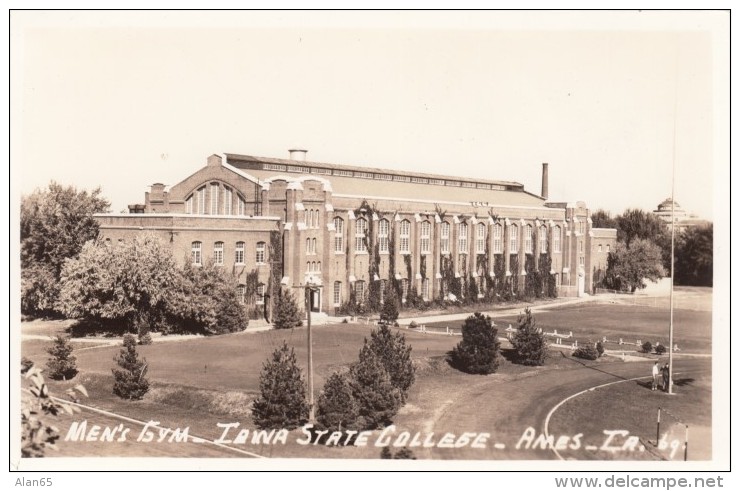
(668, 69), (678, 395)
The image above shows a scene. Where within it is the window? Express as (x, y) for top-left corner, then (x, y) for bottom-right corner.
(314, 210), (320, 229)
(553, 226), (561, 253)
(458, 223), (468, 253)
(420, 221), (431, 254)
(440, 222), (451, 253)
(379, 280), (386, 304)
(237, 285), (246, 304)
(256, 242), (266, 264)
(355, 280), (366, 303)
(378, 219), (389, 253)
(355, 218), (368, 253)
(197, 187), (206, 214)
(607, 244), (611, 253)
(525, 225), (533, 254)
(191, 241), (202, 266)
(476, 223), (486, 254)
(333, 281), (342, 306)
(509, 224), (518, 252)
(579, 240), (584, 253)
(238, 196), (246, 216)
(598, 244), (603, 253)
(256, 284), (265, 304)
(223, 187), (232, 215)
(579, 256), (585, 266)
(214, 241), (224, 265)
(539, 226), (548, 253)
(235, 241), (245, 264)
(307, 261), (311, 272)
(422, 278), (430, 301)
(400, 220), (411, 254)
(401, 279), (409, 303)
(306, 238), (316, 255)
(186, 195), (193, 214)
(333, 217), (344, 253)
(579, 220), (585, 234)
(317, 261), (321, 272)
(493, 223), (503, 253)
(210, 183), (219, 215)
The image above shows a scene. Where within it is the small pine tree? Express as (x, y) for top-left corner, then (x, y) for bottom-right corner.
(511, 308), (549, 366)
(45, 335), (78, 380)
(349, 343), (402, 430)
(252, 342), (309, 430)
(380, 287), (400, 325)
(316, 372), (360, 432)
(273, 289), (303, 330)
(642, 341), (653, 354)
(112, 334), (149, 400)
(450, 312), (501, 374)
(655, 344), (667, 355)
(368, 324), (415, 402)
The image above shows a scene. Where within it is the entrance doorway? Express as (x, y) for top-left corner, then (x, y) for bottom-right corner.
(310, 289), (321, 313)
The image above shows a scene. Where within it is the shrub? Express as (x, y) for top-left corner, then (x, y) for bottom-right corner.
(380, 287), (400, 326)
(511, 308), (549, 366)
(273, 289), (303, 330)
(573, 345), (599, 361)
(596, 341), (605, 357)
(409, 321), (418, 329)
(138, 332), (153, 345)
(316, 372), (360, 432)
(641, 341), (653, 354)
(349, 343), (402, 430)
(251, 342), (309, 430)
(449, 313), (501, 374)
(45, 335), (78, 380)
(380, 447), (417, 459)
(112, 334), (150, 400)
(654, 344), (667, 355)
(367, 324), (415, 402)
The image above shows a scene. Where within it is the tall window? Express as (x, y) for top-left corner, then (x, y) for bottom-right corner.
(306, 238), (316, 255)
(237, 285), (246, 304)
(378, 219), (389, 253)
(579, 240), (584, 253)
(606, 244), (611, 253)
(401, 279), (409, 302)
(223, 187), (232, 215)
(509, 224), (519, 252)
(493, 223), (503, 253)
(420, 221), (431, 254)
(355, 218), (368, 253)
(476, 223), (486, 254)
(197, 187), (206, 214)
(314, 210), (320, 229)
(256, 284), (265, 304)
(191, 241), (202, 266)
(422, 278), (430, 301)
(213, 241), (224, 265)
(238, 196), (246, 216)
(235, 241), (245, 264)
(355, 280), (366, 303)
(186, 195), (193, 214)
(256, 242), (266, 264)
(578, 220), (585, 234)
(525, 225), (533, 254)
(210, 183), (219, 215)
(379, 280), (386, 304)
(333, 281), (342, 306)
(458, 223), (468, 253)
(333, 217), (344, 253)
(553, 226), (561, 253)
(539, 226), (548, 253)
(440, 222), (450, 253)
(400, 220), (411, 254)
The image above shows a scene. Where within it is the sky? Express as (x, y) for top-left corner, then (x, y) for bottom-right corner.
(12, 11), (727, 220)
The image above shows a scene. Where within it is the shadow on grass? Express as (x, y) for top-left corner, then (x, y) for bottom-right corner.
(561, 350), (631, 381)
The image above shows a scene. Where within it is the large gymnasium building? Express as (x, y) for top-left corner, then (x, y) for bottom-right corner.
(96, 150), (616, 318)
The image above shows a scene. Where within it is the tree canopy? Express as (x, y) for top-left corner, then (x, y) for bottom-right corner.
(674, 224), (713, 286)
(602, 238), (665, 292)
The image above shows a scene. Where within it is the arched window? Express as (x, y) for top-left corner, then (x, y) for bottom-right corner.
(197, 187), (206, 214)
(378, 219), (389, 253)
(606, 244), (611, 254)
(210, 183), (219, 215)
(333, 281), (342, 306)
(238, 196), (246, 216)
(256, 242), (266, 264)
(185, 195), (193, 214)
(539, 226), (548, 253)
(191, 241), (202, 266)
(553, 226), (561, 253)
(400, 219), (411, 254)
(306, 261), (311, 272)
(420, 221), (431, 254)
(214, 241), (224, 265)
(235, 241), (245, 264)
(317, 261), (321, 272)
(223, 187), (232, 215)
(333, 217), (344, 253)
(509, 224), (519, 252)
(355, 218), (368, 253)
(440, 222), (451, 254)
(525, 224), (533, 254)
(311, 261), (317, 272)
(458, 223), (468, 253)
(476, 223), (486, 254)
(493, 223), (503, 253)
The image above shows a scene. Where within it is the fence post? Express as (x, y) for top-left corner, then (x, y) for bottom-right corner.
(684, 425), (689, 461)
(656, 407), (661, 446)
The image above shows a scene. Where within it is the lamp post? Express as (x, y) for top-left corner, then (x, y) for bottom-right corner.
(303, 276), (320, 422)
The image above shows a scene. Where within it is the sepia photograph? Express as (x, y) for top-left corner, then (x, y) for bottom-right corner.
(9, 8), (730, 477)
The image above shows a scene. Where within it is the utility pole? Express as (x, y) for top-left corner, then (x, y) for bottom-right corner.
(305, 285), (315, 422)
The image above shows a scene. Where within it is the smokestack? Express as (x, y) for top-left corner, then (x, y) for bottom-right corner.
(289, 148), (308, 161)
(541, 162), (549, 200)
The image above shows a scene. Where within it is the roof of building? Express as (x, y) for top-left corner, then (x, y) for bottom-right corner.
(225, 153), (547, 208)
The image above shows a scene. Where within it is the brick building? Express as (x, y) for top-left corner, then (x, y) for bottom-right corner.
(96, 150), (617, 318)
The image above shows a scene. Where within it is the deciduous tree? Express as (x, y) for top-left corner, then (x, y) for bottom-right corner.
(602, 238), (665, 293)
(674, 224), (713, 286)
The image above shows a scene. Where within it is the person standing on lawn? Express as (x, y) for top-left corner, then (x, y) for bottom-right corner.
(662, 362), (670, 392)
(652, 361), (660, 391)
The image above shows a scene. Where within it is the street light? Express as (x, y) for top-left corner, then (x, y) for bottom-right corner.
(302, 275), (321, 422)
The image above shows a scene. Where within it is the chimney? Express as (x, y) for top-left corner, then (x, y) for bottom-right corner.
(541, 162), (549, 200)
(289, 148), (308, 161)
